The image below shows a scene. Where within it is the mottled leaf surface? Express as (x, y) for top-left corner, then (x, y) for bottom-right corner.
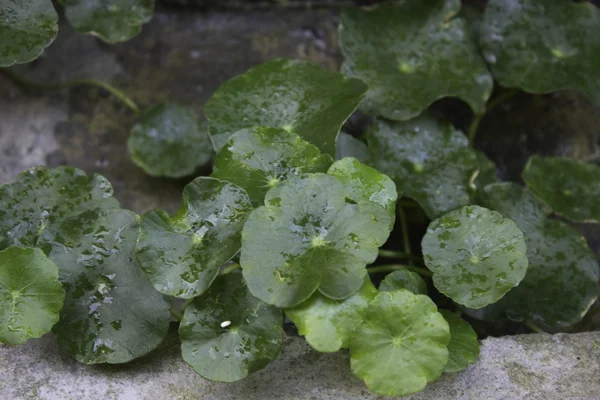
(523, 156), (600, 223)
(212, 127), (333, 205)
(422, 205), (528, 309)
(379, 269), (427, 295)
(339, 0), (492, 121)
(349, 290), (450, 397)
(205, 58), (367, 155)
(180, 273), (283, 382)
(0, 247), (64, 345)
(127, 104), (212, 178)
(335, 132), (371, 163)
(0, 166), (118, 251)
(366, 116), (479, 219)
(439, 310), (479, 373)
(241, 173), (392, 308)
(481, 0), (600, 105)
(136, 177), (253, 298)
(285, 277), (377, 352)
(0, 0), (58, 67)
(38, 209), (171, 364)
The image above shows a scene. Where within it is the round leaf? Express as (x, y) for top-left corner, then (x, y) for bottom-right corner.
(0, 166), (119, 250)
(127, 104), (212, 178)
(481, 0), (600, 105)
(38, 208), (171, 364)
(439, 310), (480, 373)
(349, 290), (450, 397)
(0, 0), (58, 67)
(136, 177), (253, 298)
(523, 155), (600, 223)
(335, 132), (371, 164)
(366, 116), (479, 219)
(64, 0), (154, 43)
(241, 173), (392, 308)
(379, 269), (427, 295)
(339, 0), (492, 121)
(205, 58), (368, 155)
(285, 277), (377, 353)
(0, 247), (64, 345)
(422, 205), (528, 309)
(180, 272), (283, 383)
(212, 126), (333, 205)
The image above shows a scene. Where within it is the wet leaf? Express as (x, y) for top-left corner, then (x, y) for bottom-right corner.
(0, 166), (119, 251)
(127, 104), (212, 178)
(285, 277), (377, 352)
(180, 272), (283, 382)
(478, 182), (599, 328)
(439, 310), (479, 373)
(64, 0), (154, 43)
(205, 58), (367, 156)
(0, 247), (64, 345)
(366, 116), (479, 219)
(0, 0), (58, 67)
(481, 0), (600, 105)
(38, 208), (171, 364)
(379, 269), (427, 295)
(339, 0), (492, 121)
(349, 290), (450, 396)
(136, 177), (253, 298)
(422, 205), (528, 309)
(212, 126), (333, 205)
(522, 156), (600, 223)
(241, 173), (392, 308)
(335, 132), (371, 163)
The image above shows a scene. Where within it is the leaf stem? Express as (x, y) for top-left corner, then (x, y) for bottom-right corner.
(368, 264), (433, 277)
(468, 88), (518, 144)
(220, 263), (240, 275)
(0, 68), (140, 115)
(170, 309), (183, 322)
(523, 321), (546, 334)
(378, 249), (422, 263)
(397, 205), (412, 257)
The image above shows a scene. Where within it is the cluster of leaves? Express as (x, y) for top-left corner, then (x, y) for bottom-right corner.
(1, 0), (600, 397)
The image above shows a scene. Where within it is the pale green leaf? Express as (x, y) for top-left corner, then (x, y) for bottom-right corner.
(379, 269), (427, 295)
(335, 132), (371, 163)
(439, 310), (479, 373)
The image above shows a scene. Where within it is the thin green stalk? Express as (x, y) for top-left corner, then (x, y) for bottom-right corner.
(468, 88), (518, 144)
(377, 249), (422, 263)
(523, 321), (546, 334)
(368, 264), (432, 277)
(0, 68), (140, 115)
(170, 308), (183, 322)
(220, 263), (240, 275)
(396, 206), (412, 257)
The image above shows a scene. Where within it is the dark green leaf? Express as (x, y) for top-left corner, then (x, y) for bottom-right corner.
(481, 0), (600, 105)
(0, 247), (64, 345)
(0, 166), (119, 251)
(136, 177), (253, 298)
(127, 104), (212, 178)
(339, 0), (492, 121)
(349, 290), (450, 396)
(0, 0), (58, 67)
(38, 208), (171, 364)
(335, 132), (371, 163)
(212, 126), (333, 205)
(422, 205), (528, 309)
(473, 151), (498, 191)
(180, 272), (283, 382)
(205, 58), (368, 155)
(379, 269), (427, 295)
(366, 116), (479, 219)
(439, 310), (479, 373)
(285, 277), (377, 352)
(241, 173), (392, 308)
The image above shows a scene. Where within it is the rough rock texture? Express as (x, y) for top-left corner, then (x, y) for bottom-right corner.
(0, 332), (599, 400)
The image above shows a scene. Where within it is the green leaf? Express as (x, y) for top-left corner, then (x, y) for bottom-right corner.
(339, 0), (492, 121)
(0, 166), (119, 251)
(379, 269), (427, 295)
(136, 177), (253, 298)
(285, 277), (377, 352)
(212, 126), (333, 205)
(478, 182), (599, 327)
(0, 247), (64, 345)
(0, 0), (58, 67)
(522, 155), (600, 223)
(421, 205), (528, 309)
(205, 58), (368, 156)
(241, 173), (392, 308)
(366, 115), (479, 219)
(180, 272), (283, 382)
(439, 310), (479, 373)
(64, 0), (154, 43)
(38, 208), (171, 364)
(473, 151), (498, 191)
(327, 157), (398, 223)
(127, 104), (212, 178)
(335, 132), (371, 164)
(480, 0), (600, 105)
(349, 290), (450, 397)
